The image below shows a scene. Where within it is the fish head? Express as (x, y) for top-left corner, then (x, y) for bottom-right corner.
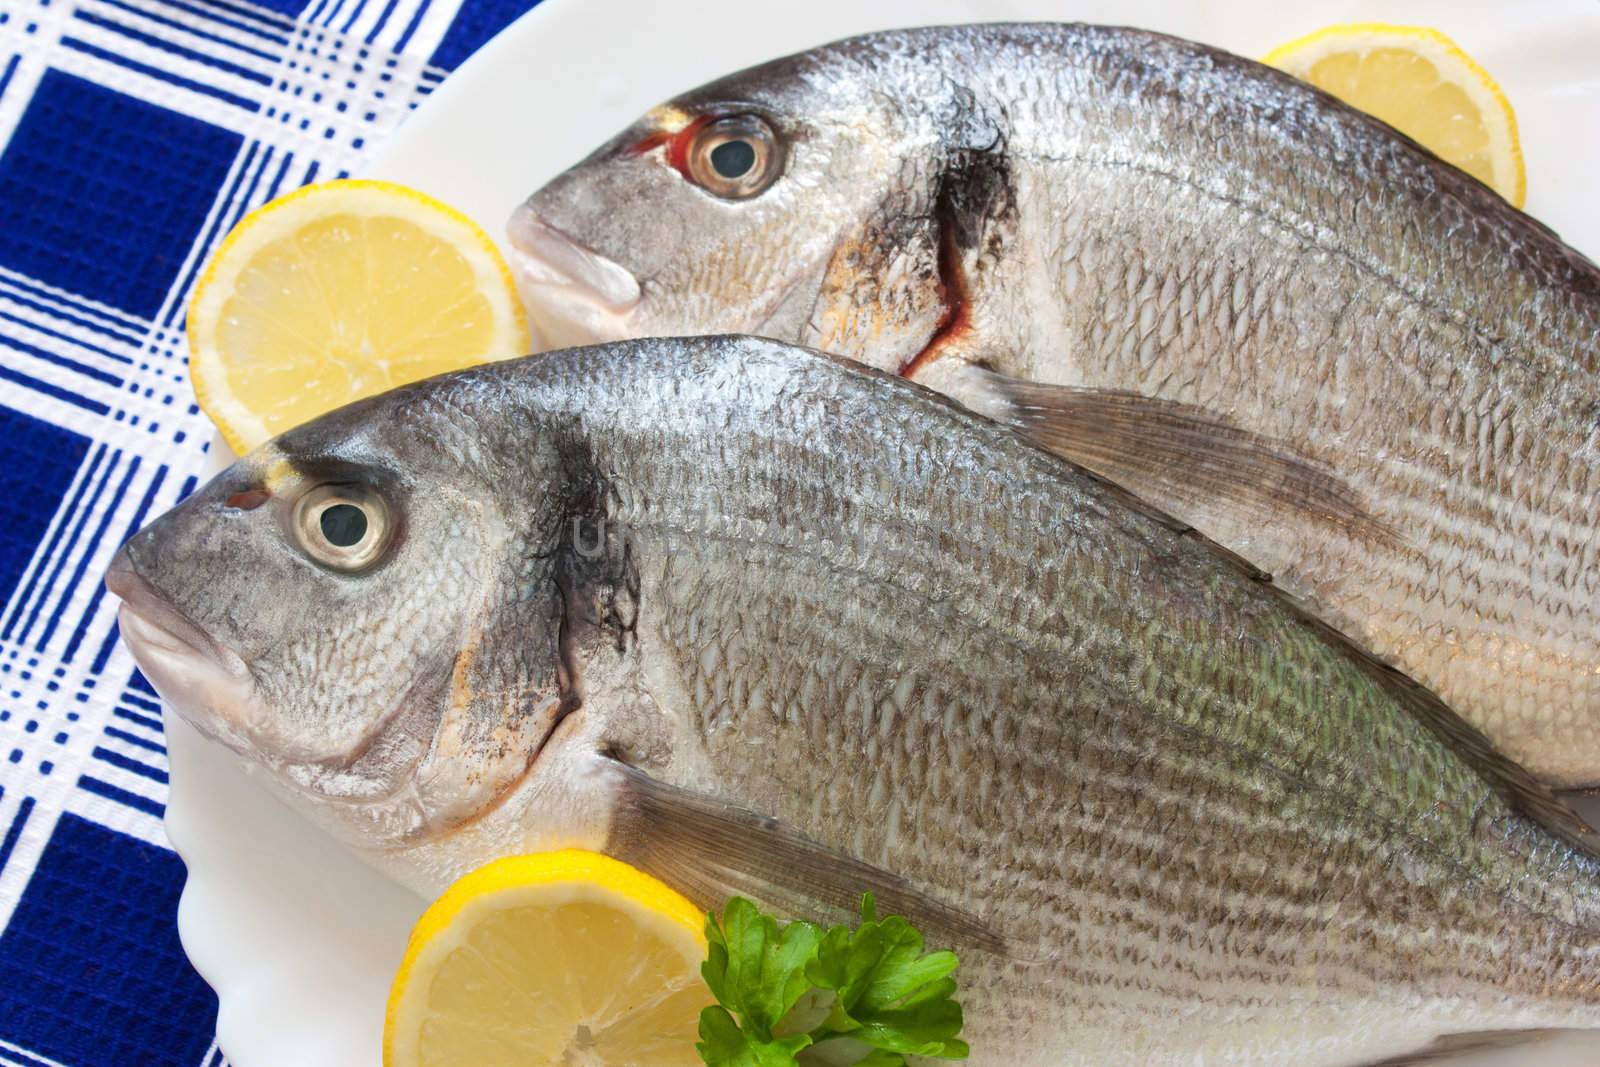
(512, 36), (959, 369)
(106, 376), (575, 848)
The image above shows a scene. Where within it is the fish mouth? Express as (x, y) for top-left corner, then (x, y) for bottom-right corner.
(105, 548), (259, 754)
(507, 208), (643, 351)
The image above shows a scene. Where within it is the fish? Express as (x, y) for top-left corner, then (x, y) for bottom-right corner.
(509, 22), (1600, 791)
(108, 335), (1600, 1067)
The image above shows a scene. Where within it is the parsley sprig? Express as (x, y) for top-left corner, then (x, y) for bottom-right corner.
(696, 894), (969, 1067)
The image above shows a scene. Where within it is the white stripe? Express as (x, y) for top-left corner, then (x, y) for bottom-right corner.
(0, 266), (153, 331)
(75, 0), (290, 82)
(65, 787), (168, 847)
(66, 18), (272, 109)
(145, 139), (265, 335)
(0, 794), (61, 937)
(0, 449), (105, 636)
(112, 699), (169, 737)
(0, 332), (132, 415)
(8, 451), (133, 656)
(96, 729), (172, 774)
(0, 295), (142, 375)
(45, 46), (263, 138)
(0, 1035), (76, 1067)
(0, 0), (80, 152)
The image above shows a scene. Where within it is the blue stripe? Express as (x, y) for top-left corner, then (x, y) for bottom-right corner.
(114, 705), (164, 732)
(391, 0), (429, 53)
(97, 0), (282, 62)
(0, 304), (135, 364)
(0, 272), (147, 342)
(0, 54), (19, 105)
(3, 445), (105, 640)
(145, 0), (289, 45)
(0, 360), (110, 414)
(92, 746), (170, 784)
(60, 37), (262, 111)
(0, 798), (34, 878)
(77, 775), (165, 818)
(164, 142), (260, 329)
(73, 11), (274, 85)
(190, 0), (294, 30)
(258, 148), (294, 206)
(123, 692), (161, 712)
(36, 456), (139, 652)
(191, 143), (281, 302)
(362, 0), (399, 44)
(12, 450), (115, 646)
(104, 726), (167, 755)
(90, 618), (122, 675)
(337, 0), (366, 34)
(0, 330), (124, 386)
(74, 463), (166, 666)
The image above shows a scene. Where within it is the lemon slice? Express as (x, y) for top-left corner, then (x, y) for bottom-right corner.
(1265, 24), (1525, 207)
(384, 850), (711, 1067)
(187, 179), (529, 454)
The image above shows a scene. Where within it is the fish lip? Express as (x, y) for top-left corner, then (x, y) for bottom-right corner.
(105, 548), (257, 752)
(507, 211), (641, 309)
(507, 209), (642, 348)
(106, 549), (248, 679)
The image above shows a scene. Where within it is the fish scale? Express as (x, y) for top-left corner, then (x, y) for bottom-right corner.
(553, 340), (1596, 1060)
(518, 25), (1600, 787)
(1019, 132), (1598, 774)
(111, 336), (1600, 1064)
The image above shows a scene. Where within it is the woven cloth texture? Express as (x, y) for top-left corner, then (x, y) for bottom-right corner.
(0, 0), (541, 1060)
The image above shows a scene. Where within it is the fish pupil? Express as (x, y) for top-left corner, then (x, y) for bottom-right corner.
(710, 139), (756, 179)
(320, 503), (367, 547)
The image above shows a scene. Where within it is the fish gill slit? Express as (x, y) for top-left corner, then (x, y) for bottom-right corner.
(899, 204), (971, 379)
(554, 574), (586, 724)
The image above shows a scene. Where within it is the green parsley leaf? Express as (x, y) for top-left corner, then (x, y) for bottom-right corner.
(702, 897), (822, 1041)
(807, 895), (967, 1059)
(851, 1052), (909, 1067)
(695, 1006), (813, 1067)
(696, 894), (969, 1067)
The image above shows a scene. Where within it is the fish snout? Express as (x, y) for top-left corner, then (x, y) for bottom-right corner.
(103, 544), (142, 603)
(506, 208), (643, 351)
(105, 545), (258, 754)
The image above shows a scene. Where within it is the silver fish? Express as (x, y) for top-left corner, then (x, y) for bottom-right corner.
(110, 336), (1599, 1066)
(511, 23), (1600, 790)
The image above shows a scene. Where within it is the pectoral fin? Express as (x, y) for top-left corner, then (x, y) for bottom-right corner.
(604, 760), (1007, 956)
(963, 368), (1397, 548)
(1360, 1030), (1600, 1066)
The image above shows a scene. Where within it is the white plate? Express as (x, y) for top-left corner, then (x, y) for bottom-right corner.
(163, 1), (1600, 1064)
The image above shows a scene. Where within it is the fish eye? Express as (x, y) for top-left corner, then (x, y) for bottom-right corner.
(292, 484), (390, 572)
(685, 115), (783, 199)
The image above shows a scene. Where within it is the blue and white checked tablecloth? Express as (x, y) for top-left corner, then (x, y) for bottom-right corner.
(0, 0), (541, 1060)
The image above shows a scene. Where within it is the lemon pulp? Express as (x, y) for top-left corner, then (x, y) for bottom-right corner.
(384, 850), (710, 1067)
(188, 180), (528, 453)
